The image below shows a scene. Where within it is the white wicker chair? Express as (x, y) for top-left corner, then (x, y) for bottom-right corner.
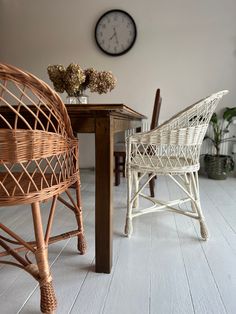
(124, 90), (229, 239)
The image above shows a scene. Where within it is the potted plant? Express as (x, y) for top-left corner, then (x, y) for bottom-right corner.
(204, 107), (236, 179)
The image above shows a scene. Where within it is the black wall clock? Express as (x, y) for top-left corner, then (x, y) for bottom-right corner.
(95, 9), (137, 56)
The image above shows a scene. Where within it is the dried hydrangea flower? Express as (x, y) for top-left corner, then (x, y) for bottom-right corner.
(79, 68), (97, 92)
(47, 63), (117, 97)
(47, 65), (66, 93)
(64, 63), (86, 96)
(88, 71), (116, 94)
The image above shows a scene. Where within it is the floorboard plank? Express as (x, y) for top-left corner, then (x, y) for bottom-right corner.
(70, 179), (131, 314)
(149, 176), (194, 314)
(167, 176), (227, 314)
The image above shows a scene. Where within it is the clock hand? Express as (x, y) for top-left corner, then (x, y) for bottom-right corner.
(113, 27), (119, 44)
(109, 33), (115, 40)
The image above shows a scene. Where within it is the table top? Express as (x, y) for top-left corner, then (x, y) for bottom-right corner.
(0, 103), (146, 120)
(65, 103), (147, 120)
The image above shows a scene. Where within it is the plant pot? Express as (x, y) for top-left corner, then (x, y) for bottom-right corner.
(204, 154), (234, 180)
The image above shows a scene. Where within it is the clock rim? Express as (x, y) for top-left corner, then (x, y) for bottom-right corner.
(94, 9), (137, 57)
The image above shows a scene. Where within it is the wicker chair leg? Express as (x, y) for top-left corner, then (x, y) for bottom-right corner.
(75, 181), (87, 254)
(199, 220), (209, 240)
(190, 172), (209, 241)
(31, 202), (57, 313)
(125, 169), (134, 237)
(40, 281), (57, 314)
(124, 217), (133, 238)
(77, 233), (87, 254)
(184, 174), (197, 214)
(133, 171), (139, 209)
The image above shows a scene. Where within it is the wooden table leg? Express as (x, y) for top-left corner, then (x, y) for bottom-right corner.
(95, 116), (113, 273)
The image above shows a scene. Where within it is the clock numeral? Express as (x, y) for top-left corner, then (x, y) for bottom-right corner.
(127, 22), (130, 28)
(113, 14), (118, 21)
(99, 32), (103, 37)
(107, 18), (110, 23)
(102, 24), (106, 29)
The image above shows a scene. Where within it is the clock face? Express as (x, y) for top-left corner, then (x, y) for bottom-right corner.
(95, 10), (137, 56)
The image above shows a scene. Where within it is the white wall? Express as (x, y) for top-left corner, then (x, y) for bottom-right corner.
(1, 0), (236, 167)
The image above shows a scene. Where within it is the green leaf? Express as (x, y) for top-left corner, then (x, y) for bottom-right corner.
(210, 112), (218, 125)
(223, 107), (236, 122)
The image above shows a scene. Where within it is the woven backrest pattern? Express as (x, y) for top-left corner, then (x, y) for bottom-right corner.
(0, 63), (79, 205)
(0, 64), (73, 136)
(127, 91), (229, 174)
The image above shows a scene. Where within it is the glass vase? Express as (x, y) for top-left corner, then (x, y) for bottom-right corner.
(66, 96), (80, 105)
(77, 91), (89, 104)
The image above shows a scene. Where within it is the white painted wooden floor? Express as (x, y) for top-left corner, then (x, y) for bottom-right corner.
(0, 170), (236, 314)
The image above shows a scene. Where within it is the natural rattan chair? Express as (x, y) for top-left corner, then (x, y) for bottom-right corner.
(0, 63), (86, 313)
(114, 88), (162, 198)
(124, 90), (229, 238)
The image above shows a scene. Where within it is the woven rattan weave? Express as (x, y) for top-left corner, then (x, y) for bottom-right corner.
(125, 90), (229, 239)
(114, 88), (162, 198)
(0, 63), (86, 313)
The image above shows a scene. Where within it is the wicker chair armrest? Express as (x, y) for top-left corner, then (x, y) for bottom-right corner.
(126, 124), (208, 147)
(0, 129), (78, 163)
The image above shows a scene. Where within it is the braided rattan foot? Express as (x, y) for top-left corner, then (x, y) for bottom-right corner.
(32, 202), (58, 313)
(124, 218), (133, 238)
(40, 281), (57, 314)
(78, 233), (87, 254)
(200, 220), (209, 240)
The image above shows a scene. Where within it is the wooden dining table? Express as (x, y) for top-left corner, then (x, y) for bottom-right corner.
(66, 104), (146, 273)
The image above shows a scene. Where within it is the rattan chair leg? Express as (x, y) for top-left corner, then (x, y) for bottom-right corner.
(190, 172), (209, 240)
(133, 171), (139, 209)
(32, 202), (57, 313)
(124, 169), (133, 237)
(74, 181), (87, 254)
(184, 173), (197, 214)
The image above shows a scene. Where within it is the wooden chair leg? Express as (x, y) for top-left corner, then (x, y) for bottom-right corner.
(114, 155), (121, 186)
(149, 175), (155, 198)
(75, 180), (87, 254)
(122, 156), (125, 177)
(31, 202), (57, 314)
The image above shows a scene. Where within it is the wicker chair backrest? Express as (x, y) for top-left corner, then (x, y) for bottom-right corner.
(0, 63), (73, 137)
(127, 91), (229, 174)
(133, 90), (229, 147)
(0, 63), (78, 205)
(157, 90), (228, 132)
